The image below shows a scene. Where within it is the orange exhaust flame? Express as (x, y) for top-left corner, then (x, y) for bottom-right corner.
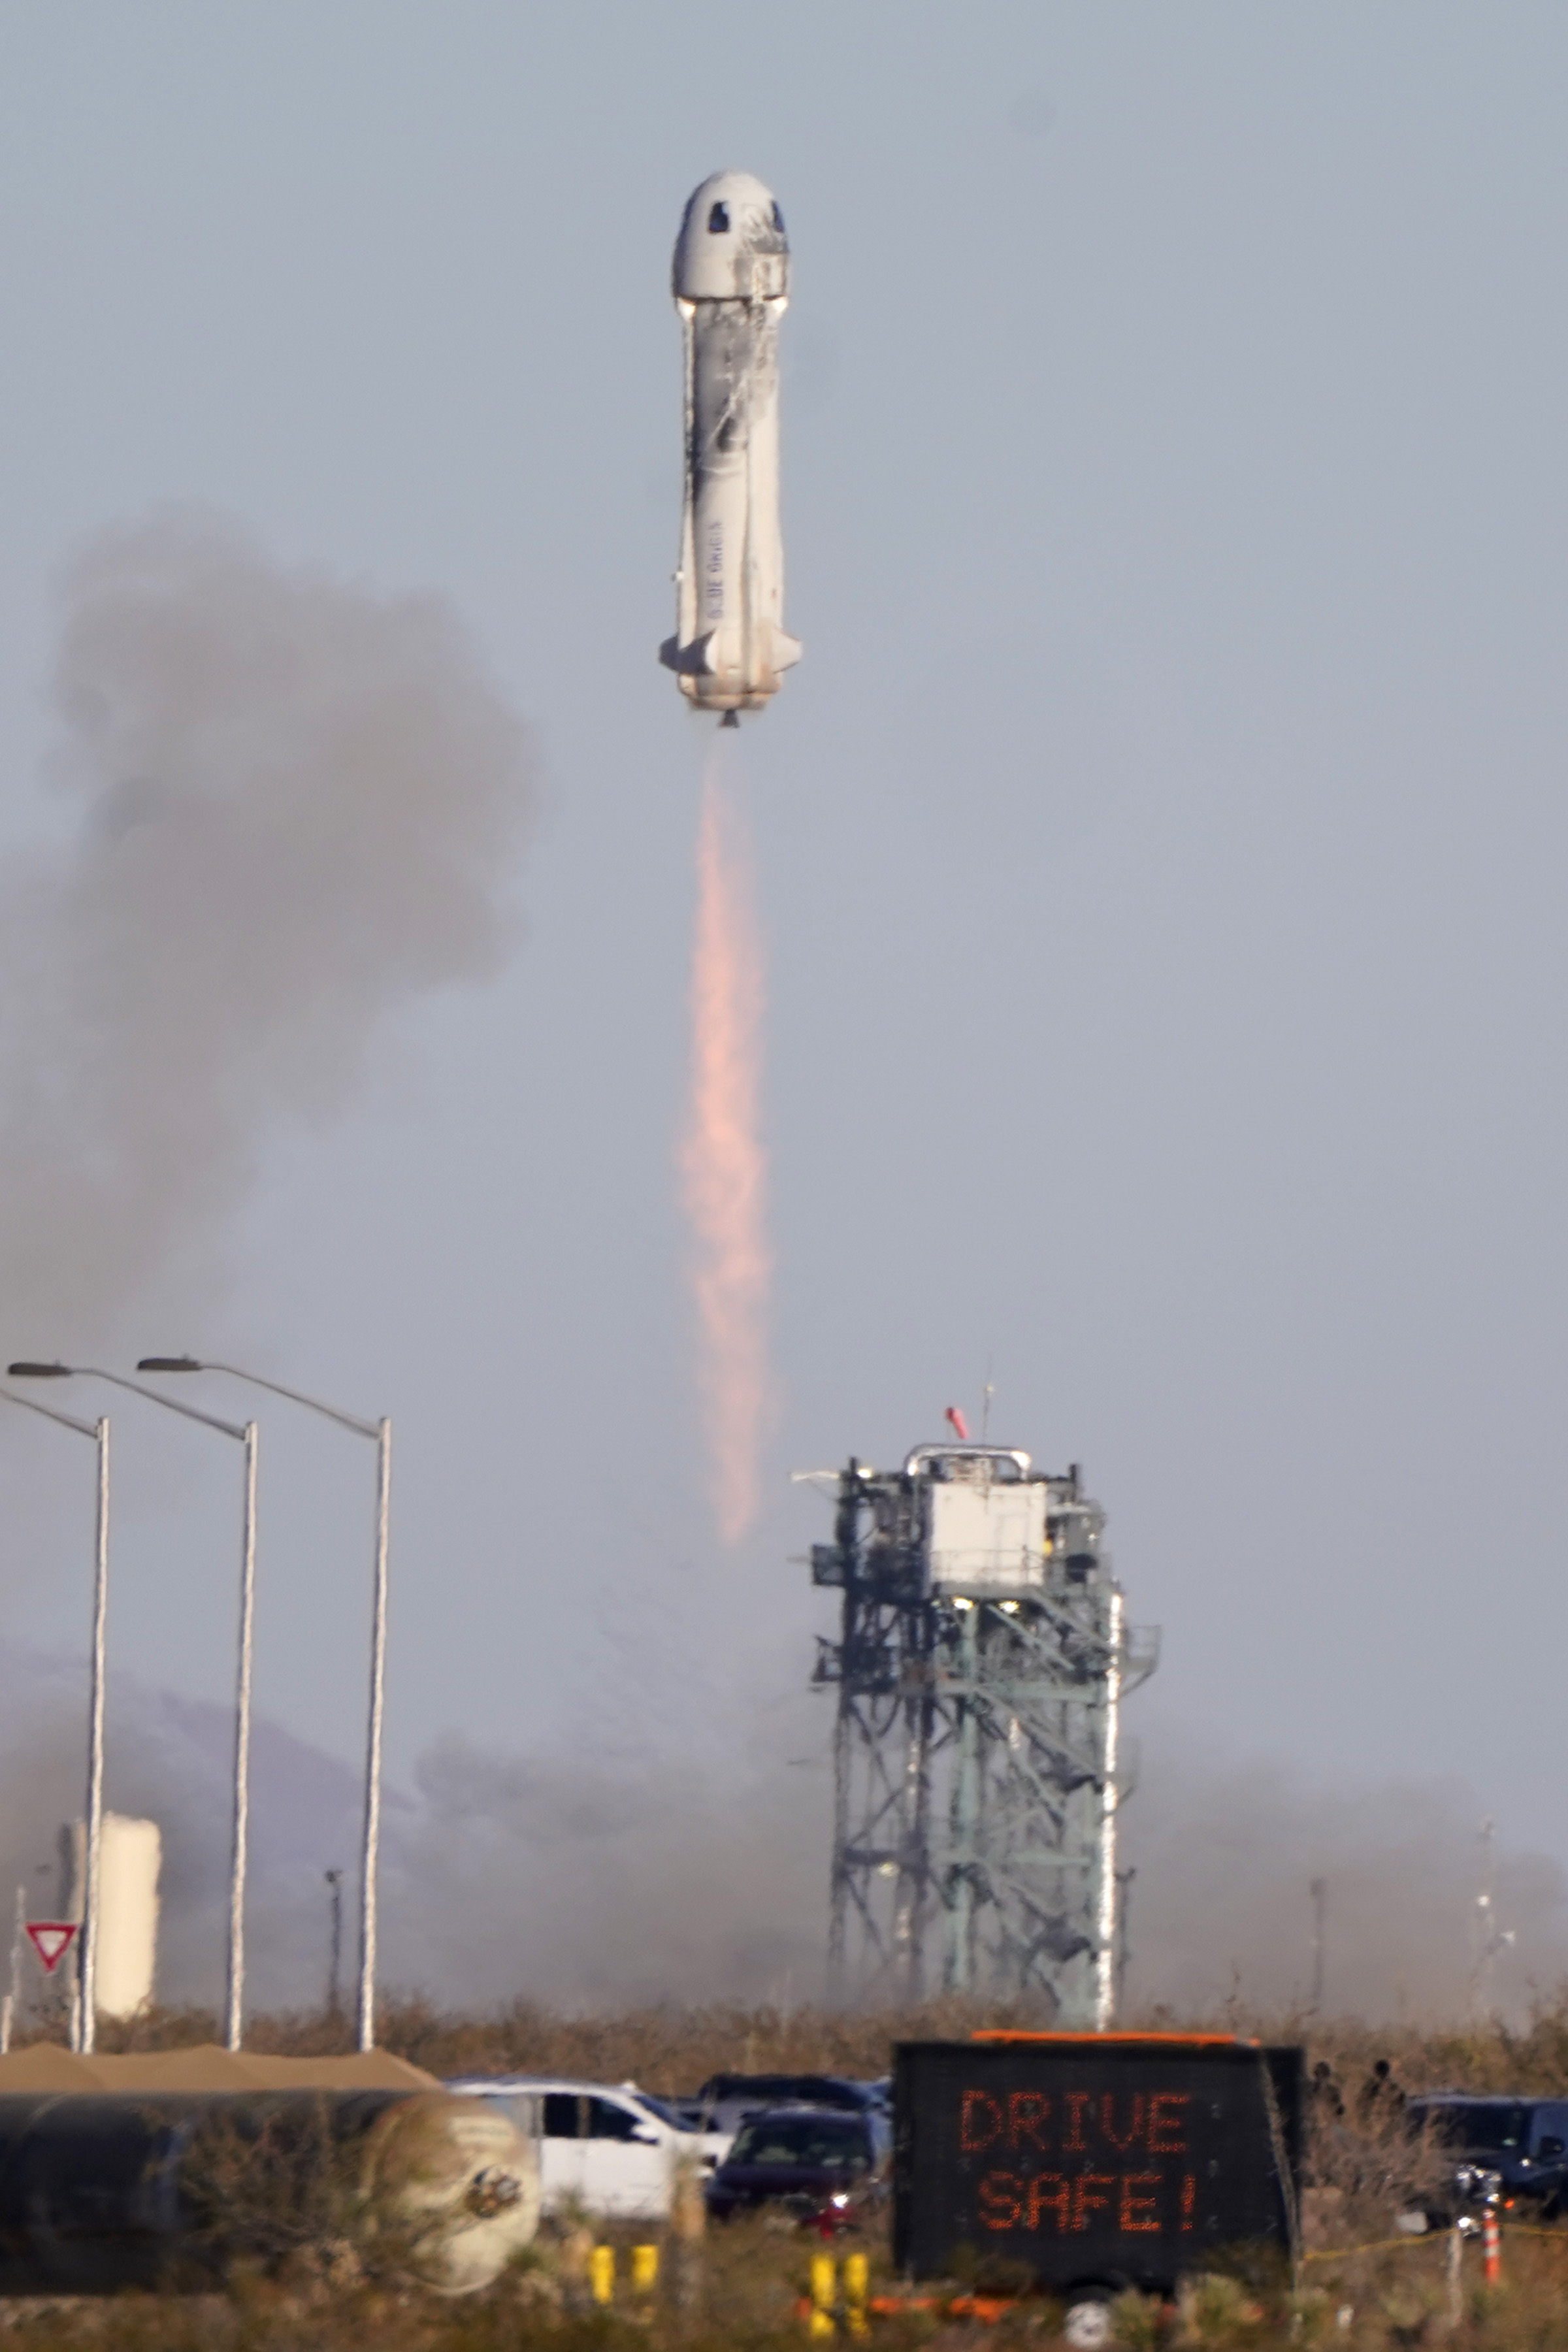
(680, 740), (771, 1544)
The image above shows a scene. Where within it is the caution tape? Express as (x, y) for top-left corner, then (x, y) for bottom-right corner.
(1305, 2221), (1568, 2263)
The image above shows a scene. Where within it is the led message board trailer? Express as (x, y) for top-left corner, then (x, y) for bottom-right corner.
(894, 2034), (1303, 2298)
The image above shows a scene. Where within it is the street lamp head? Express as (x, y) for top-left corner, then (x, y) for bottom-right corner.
(137, 1357), (203, 1374)
(7, 1363), (71, 1379)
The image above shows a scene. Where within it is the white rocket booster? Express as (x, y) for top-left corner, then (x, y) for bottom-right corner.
(661, 171), (801, 721)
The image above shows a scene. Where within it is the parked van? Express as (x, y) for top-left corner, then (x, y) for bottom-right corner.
(444, 2075), (727, 2221)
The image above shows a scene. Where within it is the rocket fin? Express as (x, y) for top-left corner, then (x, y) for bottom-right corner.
(659, 633), (719, 676)
(773, 632), (803, 672)
(658, 630), (719, 677)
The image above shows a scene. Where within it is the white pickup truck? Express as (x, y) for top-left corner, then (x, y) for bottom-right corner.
(444, 2074), (730, 2221)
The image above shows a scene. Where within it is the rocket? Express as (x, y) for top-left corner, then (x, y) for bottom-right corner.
(661, 172), (801, 723)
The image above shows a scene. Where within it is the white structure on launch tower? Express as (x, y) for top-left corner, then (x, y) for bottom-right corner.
(802, 1446), (1158, 2024)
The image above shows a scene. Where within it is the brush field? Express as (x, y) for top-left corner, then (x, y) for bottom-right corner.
(7, 1997), (1568, 2349)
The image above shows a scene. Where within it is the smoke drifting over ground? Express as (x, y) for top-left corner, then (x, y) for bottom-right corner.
(0, 1648), (1560, 2025)
(397, 1739), (1567, 2022)
(1120, 1750), (1567, 2024)
(1, 507), (534, 1353)
(680, 738), (772, 1543)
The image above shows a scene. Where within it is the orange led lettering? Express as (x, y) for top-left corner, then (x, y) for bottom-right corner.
(1181, 2174), (1196, 2232)
(1007, 2091), (1051, 2151)
(1119, 2173), (1161, 2232)
(1064, 2093), (1092, 2150)
(1100, 2093), (1146, 2151)
(1026, 2173), (1071, 2232)
(961, 2091), (1004, 2153)
(1072, 2174), (1115, 2232)
(1148, 2093), (1192, 2153)
(979, 2171), (1022, 2230)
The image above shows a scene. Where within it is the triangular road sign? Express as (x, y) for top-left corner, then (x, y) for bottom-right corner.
(25, 1922), (78, 1975)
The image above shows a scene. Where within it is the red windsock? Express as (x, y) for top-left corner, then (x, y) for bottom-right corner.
(945, 1406), (970, 1441)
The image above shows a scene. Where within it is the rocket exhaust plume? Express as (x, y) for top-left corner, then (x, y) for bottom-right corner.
(681, 738), (771, 1544)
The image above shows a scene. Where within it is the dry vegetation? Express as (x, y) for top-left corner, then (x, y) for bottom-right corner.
(79, 1985), (1568, 2100)
(8, 1996), (1568, 2349)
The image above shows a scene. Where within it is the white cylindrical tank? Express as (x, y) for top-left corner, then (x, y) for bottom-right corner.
(661, 171), (802, 716)
(60, 1815), (160, 2020)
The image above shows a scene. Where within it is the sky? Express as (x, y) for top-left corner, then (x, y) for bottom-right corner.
(1, 2), (1567, 2006)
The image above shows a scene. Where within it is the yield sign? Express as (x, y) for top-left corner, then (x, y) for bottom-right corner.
(25, 1923), (78, 1975)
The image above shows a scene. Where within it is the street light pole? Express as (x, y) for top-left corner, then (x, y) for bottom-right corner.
(0, 1389), (108, 2053)
(9, 1365), (256, 2050)
(139, 1358), (390, 2051)
(227, 1416), (258, 2055)
(363, 1411), (390, 2051)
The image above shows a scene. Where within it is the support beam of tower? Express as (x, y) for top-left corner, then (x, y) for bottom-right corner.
(801, 1443), (1158, 2023)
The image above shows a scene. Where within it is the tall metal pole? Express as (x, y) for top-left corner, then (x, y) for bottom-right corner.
(826, 1462), (860, 2003)
(78, 1417), (110, 2055)
(1093, 1587), (1124, 2032)
(137, 1361), (391, 2050)
(1309, 1876), (1327, 2013)
(356, 1416), (390, 2052)
(225, 1422), (258, 2053)
(894, 1694), (926, 2002)
(8, 1365), (256, 2041)
(1, 1886), (24, 2053)
(946, 1606), (981, 1993)
(325, 1870), (344, 2017)
(0, 1385), (114, 2052)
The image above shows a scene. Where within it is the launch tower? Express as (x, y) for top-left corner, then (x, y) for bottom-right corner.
(802, 1445), (1156, 2023)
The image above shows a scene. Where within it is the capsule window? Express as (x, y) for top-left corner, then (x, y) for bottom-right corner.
(772, 202), (785, 231)
(707, 201), (729, 233)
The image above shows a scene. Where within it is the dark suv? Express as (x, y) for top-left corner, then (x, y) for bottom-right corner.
(687, 2072), (886, 2138)
(1409, 2097), (1568, 2223)
(704, 2104), (890, 2224)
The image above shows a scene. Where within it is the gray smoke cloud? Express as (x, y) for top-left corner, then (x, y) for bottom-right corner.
(0, 1649), (1562, 2027)
(393, 1735), (1568, 2025)
(385, 1728), (826, 2011)
(1, 506), (534, 1352)
(1120, 1747), (1568, 2025)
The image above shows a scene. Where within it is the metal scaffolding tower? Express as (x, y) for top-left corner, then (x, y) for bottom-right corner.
(802, 1443), (1157, 2022)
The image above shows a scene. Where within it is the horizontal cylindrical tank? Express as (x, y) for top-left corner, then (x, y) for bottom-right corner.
(0, 2088), (538, 2296)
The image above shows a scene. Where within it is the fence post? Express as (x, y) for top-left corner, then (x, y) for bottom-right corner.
(591, 2244), (615, 2305)
(843, 2250), (868, 2336)
(632, 2242), (660, 2295)
(1446, 2225), (1463, 2331)
(809, 2252), (838, 2338)
(671, 2153), (707, 2313)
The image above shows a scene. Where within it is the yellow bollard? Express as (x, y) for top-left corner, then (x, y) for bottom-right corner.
(809, 2251), (838, 2339)
(590, 2244), (615, 2305)
(632, 2243), (660, 2295)
(843, 2251), (868, 2337)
